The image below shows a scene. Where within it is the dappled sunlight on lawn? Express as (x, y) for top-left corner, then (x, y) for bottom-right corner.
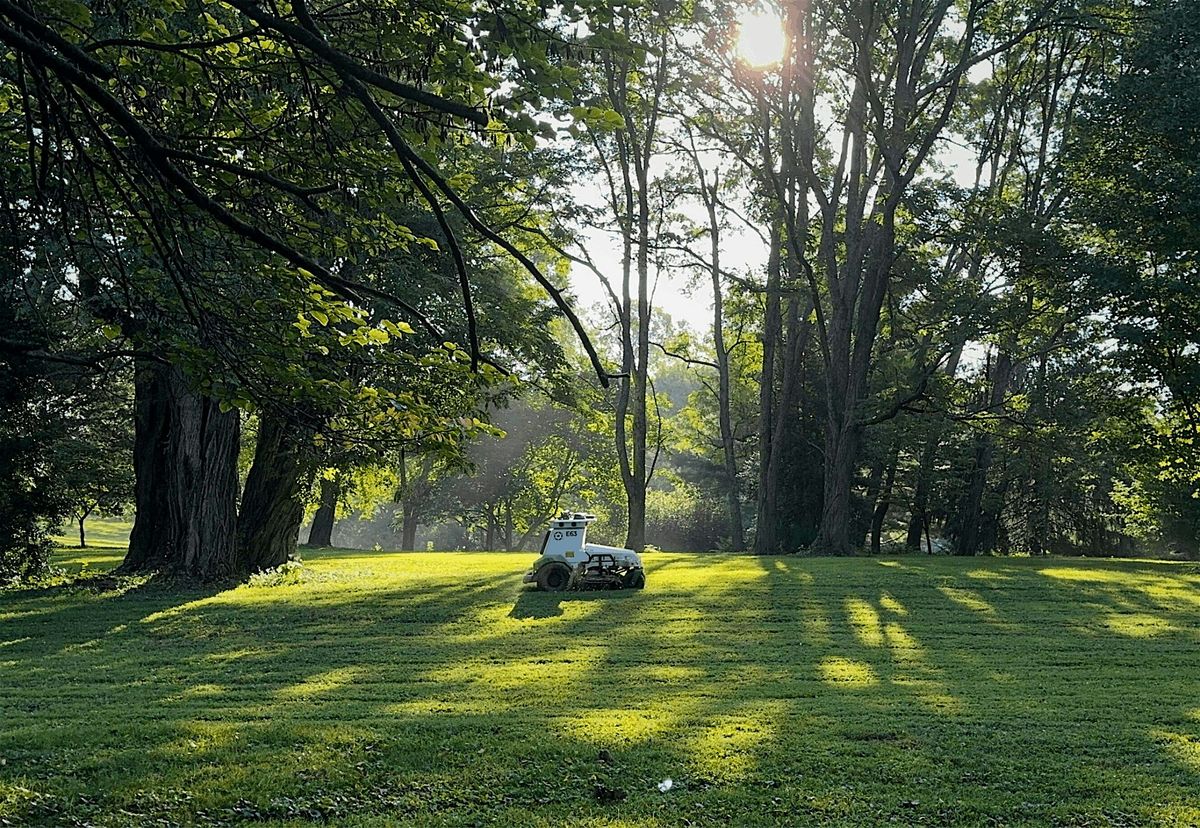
(422, 646), (604, 702)
(684, 701), (787, 780)
(51, 515), (133, 552)
(831, 589), (964, 714)
(1152, 729), (1200, 773)
(844, 596), (884, 647)
(964, 567), (1014, 582)
(1040, 564), (1200, 602)
(138, 593), (238, 627)
(276, 667), (367, 701)
(819, 655), (878, 686)
(50, 547), (128, 573)
(878, 592), (908, 615)
(3, 550), (1200, 825)
(1100, 611), (1180, 638)
(937, 585), (1002, 621)
(1039, 564), (1200, 642)
(154, 721), (242, 763)
(882, 620), (921, 657)
(558, 705), (680, 746)
(165, 683), (228, 703)
(201, 646), (270, 665)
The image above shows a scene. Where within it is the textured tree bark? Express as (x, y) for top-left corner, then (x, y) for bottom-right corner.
(799, 0), (990, 554)
(625, 453), (647, 551)
(761, 295), (813, 552)
(752, 28), (817, 554)
(812, 265), (869, 557)
(956, 437), (994, 556)
(612, 180), (637, 552)
(306, 476), (338, 547)
(236, 412), (315, 572)
(124, 361), (240, 579)
(125, 362), (171, 571)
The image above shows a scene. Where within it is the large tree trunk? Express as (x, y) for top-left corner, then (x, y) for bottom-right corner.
(399, 506), (419, 551)
(701, 171), (745, 551)
(124, 361), (241, 579)
(956, 437), (995, 556)
(762, 294), (813, 551)
(802, 0), (981, 554)
(306, 476), (338, 547)
(611, 142), (639, 554)
(754, 29), (817, 554)
(604, 30), (667, 554)
(485, 506), (497, 551)
(815, 418), (860, 555)
(625, 160), (652, 552)
(813, 238), (875, 557)
(812, 210), (898, 555)
(1026, 342), (1057, 555)
(236, 413), (314, 572)
(754, 220), (785, 554)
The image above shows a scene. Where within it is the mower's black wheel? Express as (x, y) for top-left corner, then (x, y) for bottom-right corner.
(536, 562), (572, 592)
(625, 570), (646, 590)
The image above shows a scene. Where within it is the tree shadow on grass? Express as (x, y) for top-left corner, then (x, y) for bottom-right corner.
(0, 573), (224, 656)
(508, 587), (639, 619)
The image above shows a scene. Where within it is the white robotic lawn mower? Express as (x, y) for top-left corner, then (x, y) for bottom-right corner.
(522, 513), (645, 592)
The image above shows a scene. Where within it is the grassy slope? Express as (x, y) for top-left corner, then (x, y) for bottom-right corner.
(2, 549), (1199, 827)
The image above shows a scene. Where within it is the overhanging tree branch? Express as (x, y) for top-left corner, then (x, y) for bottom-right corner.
(0, 18), (447, 345)
(650, 340), (719, 370)
(377, 127), (616, 386)
(222, 0), (490, 127)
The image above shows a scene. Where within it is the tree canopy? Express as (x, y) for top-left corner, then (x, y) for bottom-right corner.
(2, 0), (1197, 581)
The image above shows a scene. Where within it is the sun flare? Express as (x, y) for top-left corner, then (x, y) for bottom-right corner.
(736, 9), (786, 68)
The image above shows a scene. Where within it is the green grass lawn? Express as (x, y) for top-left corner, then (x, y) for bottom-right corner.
(51, 515), (135, 555)
(3, 550), (1200, 826)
